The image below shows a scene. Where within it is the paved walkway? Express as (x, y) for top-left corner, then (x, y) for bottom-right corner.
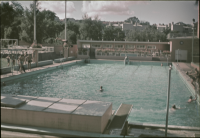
(1, 130), (59, 138)
(110, 126), (200, 137)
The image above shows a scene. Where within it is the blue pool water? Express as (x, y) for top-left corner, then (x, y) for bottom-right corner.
(1, 62), (200, 127)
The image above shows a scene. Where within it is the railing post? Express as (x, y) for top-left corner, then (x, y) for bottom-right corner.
(165, 67), (172, 137)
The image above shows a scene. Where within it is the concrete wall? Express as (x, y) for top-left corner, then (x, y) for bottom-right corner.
(95, 55), (152, 61)
(170, 38), (199, 62)
(69, 45), (78, 58)
(1, 102), (112, 133)
(171, 24), (184, 33)
(0, 67), (11, 75)
(54, 45), (63, 55)
(38, 52), (55, 61)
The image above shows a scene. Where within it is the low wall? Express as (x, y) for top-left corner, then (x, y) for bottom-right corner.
(0, 67), (12, 75)
(95, 55), (152, 61)
(14, 60), (53, 71)
(38, 60), (53, 67)
(54, 57), (76, 63)
(38, 52), (56, 61)
(1, 108), (103, 133)
(191, 62), (199, 71)
(77, 55), (89, 59)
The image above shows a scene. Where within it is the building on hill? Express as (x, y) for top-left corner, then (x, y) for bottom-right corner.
(157, 24), (169, 32)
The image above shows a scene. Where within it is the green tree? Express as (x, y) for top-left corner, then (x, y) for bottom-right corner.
(57, 21), (80, 44)
(20, 2), (64, 43)
(79, 14), (103, 40)
(126, 25), (168, 42)
(124, 16), (140, 24)
(0, 2), (24, 39)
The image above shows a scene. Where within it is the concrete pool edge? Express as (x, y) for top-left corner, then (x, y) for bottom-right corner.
(1, 123), (129, 138)
(1, 60), (84, 83)
(172, 62), (200, 105)
(128, 122), (200, 131)
(2, 122), (200, 137)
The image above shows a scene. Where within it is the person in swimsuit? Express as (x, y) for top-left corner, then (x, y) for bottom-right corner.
(18, 54), (26, 73)
(11, 55), (15, 66)
(26, 55), (32, 70)
(100, 86), (103, 92)
(187, 95), (197, 103)
(171, 105), (180, 111)
(6, 55), (10, 66)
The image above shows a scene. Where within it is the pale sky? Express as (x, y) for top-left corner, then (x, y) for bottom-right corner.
(7, 1), (199, 25)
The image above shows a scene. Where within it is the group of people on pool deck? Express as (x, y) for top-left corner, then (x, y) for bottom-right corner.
(186, 68), (199, 89)
(6, 52), (32, 73)
(172, 95), (197, 110)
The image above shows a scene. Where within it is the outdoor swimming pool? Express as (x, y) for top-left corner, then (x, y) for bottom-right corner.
(1, 61), (200, 127)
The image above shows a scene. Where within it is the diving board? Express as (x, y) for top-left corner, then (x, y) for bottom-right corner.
(104, 103), (133, 135)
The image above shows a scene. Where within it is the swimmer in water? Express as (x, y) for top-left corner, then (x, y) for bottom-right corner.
(171, 104), (180, 110)
(161, 63), (163, 66)
(187, 95), (197, 103)
(100, 86), (103, 92)
(2, 82), (6, 86)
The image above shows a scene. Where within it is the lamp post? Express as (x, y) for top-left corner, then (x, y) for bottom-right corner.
(192, 18), (195, 63)
(34, 0), (36, 43)
(165, 66), (172, 137)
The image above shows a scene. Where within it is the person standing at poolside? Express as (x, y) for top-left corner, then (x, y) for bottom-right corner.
(11, 55), (15, 66)
(18, 54), (26, 73)
(24, 52), (28, 64)
(6, 55), (10, 66)
(26, 55), (32, 71)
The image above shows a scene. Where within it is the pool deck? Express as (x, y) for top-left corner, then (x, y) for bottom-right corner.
(172, 62), (200, 104)
(1, 60), (83, 80)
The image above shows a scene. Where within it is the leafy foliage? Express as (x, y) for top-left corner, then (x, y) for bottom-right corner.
(79, 13), (103, 40)
(20, 2), (64, 43)
(0, 2), (24, 39)
(125, 25), (168, 42)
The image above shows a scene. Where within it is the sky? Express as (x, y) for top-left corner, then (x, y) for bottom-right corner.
(6, 1), (199, 25)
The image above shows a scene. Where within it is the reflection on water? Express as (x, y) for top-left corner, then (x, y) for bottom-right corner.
(1, 63), (200, 127)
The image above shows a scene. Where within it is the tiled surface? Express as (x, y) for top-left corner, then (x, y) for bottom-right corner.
(73, 100), (112, 116)
(44, 103), (78, 113)
(1, 97), (26, 107)
(18, 97), (61, 111)
(59, 98), (86, 105)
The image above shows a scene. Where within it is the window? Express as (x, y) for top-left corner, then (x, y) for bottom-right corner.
(136, 45), (145, 49)
(147, 46), (156, 49)
(102, 44), (112, 48)
(126, 45), (135, 49)
(82, 44), (90, 48)
(115, 45), (123, 48)
(92, 44), (101, 48)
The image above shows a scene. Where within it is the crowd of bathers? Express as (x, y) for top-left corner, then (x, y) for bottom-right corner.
(185, 68), (200, 95)
(6, 52), (32, 73)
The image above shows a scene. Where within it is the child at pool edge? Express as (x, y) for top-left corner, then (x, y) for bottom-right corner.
(187, 95), (197, 103)
(100, 86), (103, 92)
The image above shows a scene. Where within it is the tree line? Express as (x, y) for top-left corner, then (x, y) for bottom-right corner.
(1, 1), (170, 47)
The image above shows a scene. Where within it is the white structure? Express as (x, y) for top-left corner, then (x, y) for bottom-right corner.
(175, 49), (187, 61)
(157, 24), (168, 32)
(106, 22), (148, 31)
